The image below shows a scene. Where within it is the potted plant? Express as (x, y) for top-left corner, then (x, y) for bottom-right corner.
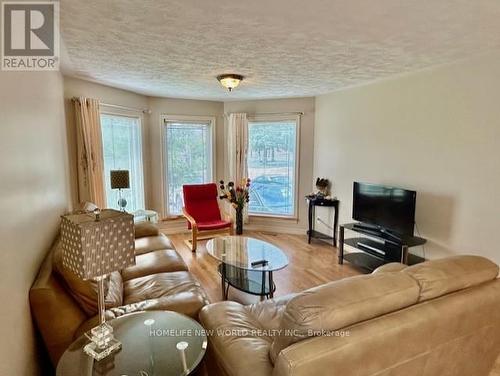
(218, 178), (251, 235)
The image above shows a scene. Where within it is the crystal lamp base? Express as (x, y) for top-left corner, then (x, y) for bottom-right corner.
(84, 322), (122, 361)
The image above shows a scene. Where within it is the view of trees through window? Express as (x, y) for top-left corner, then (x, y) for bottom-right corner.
(101, 113), (145, 212)
(164, 121), (213, 215)
(248, 120), (297, 216)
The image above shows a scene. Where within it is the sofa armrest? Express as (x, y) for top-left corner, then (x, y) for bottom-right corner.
(372, 262), (407, 274)
(182, 207), (198, 230)
(30, 250), (88, 366)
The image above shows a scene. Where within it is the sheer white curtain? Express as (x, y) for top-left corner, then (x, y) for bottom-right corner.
(227, 113), (249, 222)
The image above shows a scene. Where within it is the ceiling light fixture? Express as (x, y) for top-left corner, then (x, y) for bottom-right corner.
(217, 74), (244, 92)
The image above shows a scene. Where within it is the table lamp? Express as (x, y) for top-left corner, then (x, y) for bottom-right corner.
(110, 170), (130, 211)
(60, 208), (136, 360)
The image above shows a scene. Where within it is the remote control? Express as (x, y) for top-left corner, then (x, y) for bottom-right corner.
(251, 260), (268, 267)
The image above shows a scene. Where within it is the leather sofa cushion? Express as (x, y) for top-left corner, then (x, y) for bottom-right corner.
(403, 255), (499, 302)
(52, 239), (123, 316)
(123, 271), (209, 318)
(135, 222), (160, 239)
(134, 234), (173, 255)
(122, 249), (188, 281)
(246, 294), (298, 331)
(200, 300), (282, 376)
(269, 272), (420, 364)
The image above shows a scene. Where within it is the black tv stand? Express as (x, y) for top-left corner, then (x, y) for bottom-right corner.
(339, 223), (426, 272)
(352, 223), (403, 242)
(379, 228), (403, 243)
(352, 222), (378, 231)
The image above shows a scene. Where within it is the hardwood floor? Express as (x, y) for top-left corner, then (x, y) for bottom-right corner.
(164, 229), (361, 304)
(162, 228), (500, 375)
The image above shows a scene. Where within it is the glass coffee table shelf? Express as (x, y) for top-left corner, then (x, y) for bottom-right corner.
(217, 263), (276, 297)
(207, 236), (288, 300)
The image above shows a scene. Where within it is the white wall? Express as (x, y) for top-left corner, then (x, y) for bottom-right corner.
(0, 71), (70, 375)
(225, 98), (315, 233)
(314, 52), (500, 263)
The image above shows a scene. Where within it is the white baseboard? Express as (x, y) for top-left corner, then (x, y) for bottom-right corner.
(158, 219), (307, 236)
(244, 223), (307, 235)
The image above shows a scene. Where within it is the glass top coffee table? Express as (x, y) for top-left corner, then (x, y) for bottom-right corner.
(56, 311), (207, 376)
(206, 236), (289, 299)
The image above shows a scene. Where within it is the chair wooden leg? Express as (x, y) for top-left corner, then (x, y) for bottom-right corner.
(191, 227), (198, 252)
(229, 224), (234, 236)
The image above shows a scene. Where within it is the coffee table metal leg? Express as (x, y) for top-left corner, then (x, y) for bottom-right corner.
(268, 271), (274, 299)
(221, 263), (226, 300)
(261, 270), (266, 300)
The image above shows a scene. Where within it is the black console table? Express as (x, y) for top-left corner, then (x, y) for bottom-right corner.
(306, 196), (339, 247)
(339, 223), (426, 272)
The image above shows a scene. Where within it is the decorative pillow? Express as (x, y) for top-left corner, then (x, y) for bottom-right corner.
(52, 239), (123, 316)
(80, 201), (99, 212)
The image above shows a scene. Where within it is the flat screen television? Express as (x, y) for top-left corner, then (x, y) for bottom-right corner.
(353, 182), (416, 236)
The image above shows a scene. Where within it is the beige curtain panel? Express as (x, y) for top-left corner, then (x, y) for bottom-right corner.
(227, 113), (249, 223)
(73, 97), (106, 208)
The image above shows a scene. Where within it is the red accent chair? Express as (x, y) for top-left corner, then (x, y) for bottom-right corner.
(182, 183), (233, 251)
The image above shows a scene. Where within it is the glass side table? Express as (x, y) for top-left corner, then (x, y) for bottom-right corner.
(207, 236), (289, 300)
(133, 209), (159, 224)
(56, 311), (207, 376)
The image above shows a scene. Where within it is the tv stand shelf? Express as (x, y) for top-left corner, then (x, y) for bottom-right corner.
(339, 223), (426, 272)
(344, 238), (395, 261)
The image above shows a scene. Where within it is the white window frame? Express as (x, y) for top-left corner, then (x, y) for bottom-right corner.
(160, 114), (216, 218)
(247, 114), (301, 219)
(100, 106), (146, 212)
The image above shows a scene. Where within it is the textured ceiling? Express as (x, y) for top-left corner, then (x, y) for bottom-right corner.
(61, 0), (500, 100)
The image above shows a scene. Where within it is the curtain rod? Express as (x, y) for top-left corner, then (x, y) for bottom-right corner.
(71, 97), (151, 114)
(224, 111), (304, 117)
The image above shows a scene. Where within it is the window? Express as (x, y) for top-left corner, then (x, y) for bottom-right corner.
(101, 112), (145, 212)
(247, 117), (299, 217)
(162, 116), (215, 216)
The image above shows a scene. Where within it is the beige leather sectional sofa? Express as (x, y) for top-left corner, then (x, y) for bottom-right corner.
(30, 219), (500, 375)
(30, 222), (209, 366)
(200, 255), (500, 376)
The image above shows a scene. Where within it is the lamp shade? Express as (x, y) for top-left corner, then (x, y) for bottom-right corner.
(110, 170), (130, 189)
(217, 74), (244, 92)
(60, 209), (135, 280)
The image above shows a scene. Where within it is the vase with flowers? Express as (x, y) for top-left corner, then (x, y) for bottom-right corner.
(218, 178), (251, 235)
